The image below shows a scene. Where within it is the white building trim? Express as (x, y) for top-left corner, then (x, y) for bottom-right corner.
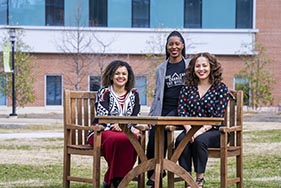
(0, 26), (258, 55)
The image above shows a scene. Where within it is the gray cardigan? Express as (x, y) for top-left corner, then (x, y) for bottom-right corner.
(148, 58), (190, 116)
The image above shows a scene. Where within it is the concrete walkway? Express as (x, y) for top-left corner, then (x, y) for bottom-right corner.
(0, 114), (63, 139)
(1, 112), (280, 139)
(0, 132), (63, 139)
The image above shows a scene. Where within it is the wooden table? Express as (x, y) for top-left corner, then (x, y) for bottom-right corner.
(97, 116), (224, 188)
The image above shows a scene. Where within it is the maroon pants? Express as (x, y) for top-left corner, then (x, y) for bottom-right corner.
(88, 130), (137, 186)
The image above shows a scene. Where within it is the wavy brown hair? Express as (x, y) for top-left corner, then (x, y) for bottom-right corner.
(184, 52), (223, 86)
(102, 60), (135, 91)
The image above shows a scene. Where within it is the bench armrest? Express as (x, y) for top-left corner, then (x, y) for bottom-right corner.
(166, 125), (184, 131)
(219, 126), (242, 133)
(135, 124), (150, 131)
(66, 124), (105, 132)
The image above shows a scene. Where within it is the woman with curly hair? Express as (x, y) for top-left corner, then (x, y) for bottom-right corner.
(175, 52), (229, 188)
(87, 60), (141, 188)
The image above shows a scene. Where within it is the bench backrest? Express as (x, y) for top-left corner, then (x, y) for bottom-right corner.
(224, 90), (243, 147)
(64, 90), (96, 145)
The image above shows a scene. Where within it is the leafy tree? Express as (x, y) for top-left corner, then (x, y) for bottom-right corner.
(0, 29), (35, 107)
(237, 43), (274, 109)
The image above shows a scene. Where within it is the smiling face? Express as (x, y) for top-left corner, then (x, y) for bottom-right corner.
(112, 66), (128, 89)
(166, 36), (184, 62)
(194, 56), (211, 82)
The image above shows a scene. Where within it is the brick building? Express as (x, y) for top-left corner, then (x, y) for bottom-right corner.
(0, 0), (280, 113)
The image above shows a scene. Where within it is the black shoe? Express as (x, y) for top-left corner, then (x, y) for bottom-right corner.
(146, 171), (166, 187)
(146, 179), (154, 187)
(163, 171), (166, 177)
(102, 181), (110, 188)
(112, 177), (122, 188)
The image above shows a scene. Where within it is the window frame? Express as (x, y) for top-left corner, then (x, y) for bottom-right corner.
(234, 76), (250, 105)
(0, 0), (8, 25)
(135, 75), (147, 105)
(45, 75), (63, 106)
(184, 0), (202, 28)
(132, 0), (150, 28)
(45, 0), (64, 26)
(89, 0), (108, 27)
(89, 75), (101, 92)
(0, 75), (7, 106)
(236, 0), (253, 28)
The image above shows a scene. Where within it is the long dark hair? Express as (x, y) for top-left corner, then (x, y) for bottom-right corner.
(102, 60), (135, 91)
(165, 30), (186, 60)
(184, 52), (223, 86)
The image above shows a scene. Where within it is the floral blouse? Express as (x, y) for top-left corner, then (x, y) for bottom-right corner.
(178, 82), (229, 120)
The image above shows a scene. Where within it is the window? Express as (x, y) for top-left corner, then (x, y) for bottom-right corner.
(0, 0), (8, 25)
(234, 76), (249, 105)
(89, 76), (101, 91)
(135, 76), (147, 105)
(46, 0), (64, 26)
(46, 75), (62, 105)
(236, 0), (253, 28)
(132, 0), (150, 28)
(0, 75), (6, 105)
(89, 0), (107, 27)
(184, 0), (202, 28)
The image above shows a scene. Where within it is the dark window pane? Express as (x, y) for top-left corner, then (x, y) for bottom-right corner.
(184, 0), (202, 28)
(132, 0), (150, 28)
(89, 76), (101, 91)
(0, 0), (8, 25)
(46, 0), (64, 26)
(135, 76), (147, 105)
(89, 0), (107, 27)
(236, 0), (253, 28)
(46, 75), (62, 105)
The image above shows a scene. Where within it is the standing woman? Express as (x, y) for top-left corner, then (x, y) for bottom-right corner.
(87, 60), (141, 188)
(146, 30), (190, 186)
(176, 52), (229, 188)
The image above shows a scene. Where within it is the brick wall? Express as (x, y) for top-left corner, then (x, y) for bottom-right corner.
(256, 0), (281, 106)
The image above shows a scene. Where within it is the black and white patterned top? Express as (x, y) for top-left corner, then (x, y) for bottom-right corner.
(87, 86), (140, 141)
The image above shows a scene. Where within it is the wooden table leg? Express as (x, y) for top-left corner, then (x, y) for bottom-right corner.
(118, 159), (155, 188)
(166, 126), (201, 187)
(154, 125), (165, 188)
(117, 124), (150, 188)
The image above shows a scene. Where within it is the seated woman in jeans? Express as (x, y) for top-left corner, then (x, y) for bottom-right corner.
(176, 52), (229, 188)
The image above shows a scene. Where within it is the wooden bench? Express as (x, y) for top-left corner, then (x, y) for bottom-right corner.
(166, 90), (243, 188)
(63, 90), (147, 188)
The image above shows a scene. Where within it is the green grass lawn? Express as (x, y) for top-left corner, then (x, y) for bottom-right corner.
(0, 123), (280, 188)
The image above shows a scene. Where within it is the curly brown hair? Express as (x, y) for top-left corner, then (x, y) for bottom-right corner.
(102, 60), (135, 91)
(184, 52), (223, 86)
